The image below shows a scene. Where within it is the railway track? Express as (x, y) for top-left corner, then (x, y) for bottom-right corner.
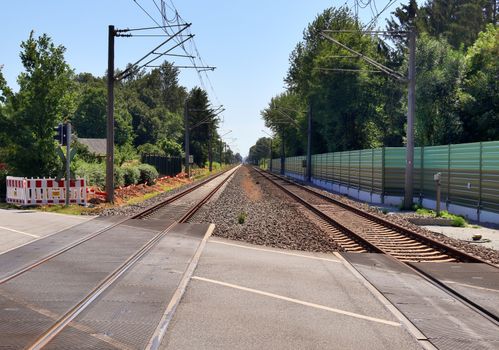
(253, 167), (486, 264)
(0, 167), (234, 285)
(0, 166), (238, 349)
(254, 167), (499, 329)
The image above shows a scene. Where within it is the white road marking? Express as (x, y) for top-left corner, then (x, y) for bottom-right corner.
(209, 240), (341, 263)
(146, 224), (216, 350)
(0, 225), (40, 238)
(192, 275), (401, 327)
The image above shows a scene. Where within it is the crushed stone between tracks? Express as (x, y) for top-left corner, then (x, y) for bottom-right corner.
(193, 165), (342, 253)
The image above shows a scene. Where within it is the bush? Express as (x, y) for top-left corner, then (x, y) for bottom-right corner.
(138, 164), (159, 185)
(204, 161), (222, 171)
(115, 144), (139, 165)
(451, 216), (466, 227)
(122, 165), (140, 186)
(114, 167), (125, 188)
(75, 162), (106, 188)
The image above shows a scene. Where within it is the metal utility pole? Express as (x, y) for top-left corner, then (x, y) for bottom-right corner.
(220, 138), (224, 166)
(403, 27), (416, 210)
(280, 129), (285, 175)
(261, 129), (274, 172)
(208, 128), (213, 172)
(306, 102), (312, 182)
(321, 29), (416, 209)
(218, 130), (232, 168)
(269, 138), (273, 172)
(103, 23), (208, 199)
(184, 103), (190, 177)
(106, 25), (115, 203)
(65, 122), (72, 207)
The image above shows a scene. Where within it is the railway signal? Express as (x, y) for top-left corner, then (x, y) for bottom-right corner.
(53, 122), (72, 206)
(53, 123), (69, 146)
(53, 123), (63, 145)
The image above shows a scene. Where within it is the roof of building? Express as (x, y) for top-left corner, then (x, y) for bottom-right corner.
(77, 138), (107, 156)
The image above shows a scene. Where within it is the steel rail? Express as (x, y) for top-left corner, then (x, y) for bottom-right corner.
(261, 168), (491, 264)
(255, 167), (490, 264)
(0, 167), (234, 285)
(254, 167), (499, 327)
(254, 168), (383, 254)
(407, 262), (499, 325)
(28, 166), (238, 349)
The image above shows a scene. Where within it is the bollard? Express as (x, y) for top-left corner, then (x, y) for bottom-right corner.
(434, 172), (441, 216)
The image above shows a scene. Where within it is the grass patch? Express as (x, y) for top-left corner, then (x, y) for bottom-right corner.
(36, 204), (98, 216)
(237, 212), (247, 224)
(0, 202), (18, 210)
(126, 191), (162, 205)
(415, 207), (467, 227)
(1, 201), (98, 215)
(415, 207), (435, 216)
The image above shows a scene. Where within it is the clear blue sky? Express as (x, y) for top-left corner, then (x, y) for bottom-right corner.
(0, 0), (404, 157)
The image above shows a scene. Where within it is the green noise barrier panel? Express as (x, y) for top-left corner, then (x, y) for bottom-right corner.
(269, 140), (499, 214)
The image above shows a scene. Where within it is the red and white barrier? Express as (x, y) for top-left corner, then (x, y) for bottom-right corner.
(6, 176), (87, 206)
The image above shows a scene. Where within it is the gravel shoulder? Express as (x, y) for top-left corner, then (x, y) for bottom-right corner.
(192, 165), (342, 253)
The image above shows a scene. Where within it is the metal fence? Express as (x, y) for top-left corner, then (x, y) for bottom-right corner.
(141, 155), (182, 176)
(270, 140), (499, 214)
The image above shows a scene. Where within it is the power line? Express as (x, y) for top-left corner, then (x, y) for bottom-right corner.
(364, 0), (398, 29)
(155, 0), (221, 105)
(317, 67), (382, 73)
(320, 32), (406, 81)
(114, 24), (192, 81)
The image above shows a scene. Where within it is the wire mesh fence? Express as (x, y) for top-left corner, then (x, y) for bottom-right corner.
(141, 155), (182, 177)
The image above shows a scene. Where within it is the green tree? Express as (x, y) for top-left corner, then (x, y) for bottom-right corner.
(73, 86), (106, 138)
(248, 137), (272, 164)
(7, 32), (74, 176)
(0, 67), (13, 154)
(388, 0), (497, 50)
(419, 0), (495, 49)
(412, 34), (466, 145)
(186, 87), (218, 167)
(281, 7), (404, 154)
(459, 24), (499, 141)
(121, 62), (185, 148)
(261, 92), (307, 156)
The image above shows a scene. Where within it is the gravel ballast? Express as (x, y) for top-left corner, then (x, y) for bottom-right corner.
(99, 172), (227, 217)
(193, 165), (342, 253)
(297, 179), (499, 265)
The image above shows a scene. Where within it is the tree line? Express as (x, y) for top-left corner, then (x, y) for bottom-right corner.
(248, 0), (498, 164)
(0, 31), (240, 180)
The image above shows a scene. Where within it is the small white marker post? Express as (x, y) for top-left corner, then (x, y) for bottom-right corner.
(434, 172), (441, 216)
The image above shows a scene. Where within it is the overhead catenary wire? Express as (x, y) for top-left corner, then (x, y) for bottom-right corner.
(320, 32), (406, 81)
(117, 24), (186, 32)
(157, 0), (221, 105)
(114, 24), (192, 81)
(317, 67), (382, 73)
(131, 0), (222, 106)
(363, 0), (398, 29)
(117, 33), (194, 81)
